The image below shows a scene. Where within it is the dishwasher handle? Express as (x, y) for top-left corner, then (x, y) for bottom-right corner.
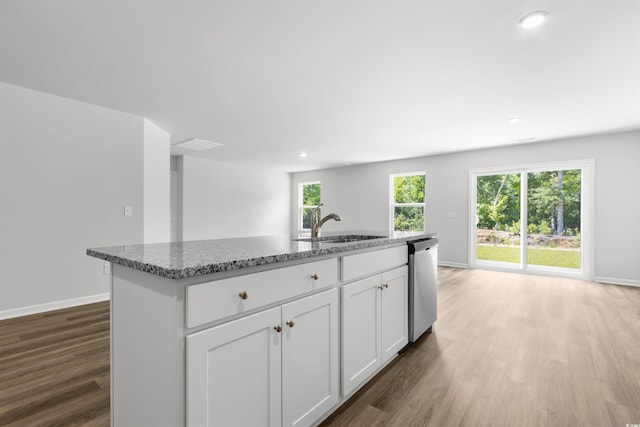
(408, 238), (438, 254)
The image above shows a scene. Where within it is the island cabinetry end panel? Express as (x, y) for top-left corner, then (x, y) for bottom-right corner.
(111, 265), (186, 427)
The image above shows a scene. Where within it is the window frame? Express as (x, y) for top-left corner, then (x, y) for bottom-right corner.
(298, 181), (321, 233)
(389, 172), (426, 234)
(468, 159), (594, 280)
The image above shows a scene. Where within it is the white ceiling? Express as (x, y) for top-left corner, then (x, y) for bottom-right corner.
(1, 0), (639, 172)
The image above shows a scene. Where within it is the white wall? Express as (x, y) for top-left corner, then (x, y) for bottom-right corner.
(182, 156), (291, 240)
(143, 118), (170, 243)
(0, 82), (145, 316)
(292, 131), (640, 286)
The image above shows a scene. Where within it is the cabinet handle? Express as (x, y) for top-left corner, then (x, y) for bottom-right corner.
(383, 283), (389, 288)
(286, 320), (295, 328)
(311, 274), (319, 280)
(239, 291), (248, 300)
(378, 286), (384, 290)
(274, 325), (282, 333)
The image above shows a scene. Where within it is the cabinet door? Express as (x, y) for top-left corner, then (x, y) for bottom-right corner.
(380, 266), (409, 364)
(186, 307), (282, 427)
(282, 289), (339, 427)
(341, 275), (382, 396)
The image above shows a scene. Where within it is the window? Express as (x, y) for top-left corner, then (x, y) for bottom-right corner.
(299, 181), (321, 231)
(470, 159), (593, 280)
(390, 173), (425, 233)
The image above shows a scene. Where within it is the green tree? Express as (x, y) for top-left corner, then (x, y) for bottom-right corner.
(528, 171), (560, 233)
(560, 169), (581, 232)
(476, 174), (520, 231)
(527, 170), (581, 235)
(302, 183), (321, 206)
(394, 175), (425, 203)
(393, 175), (425, 231)
(301, 183), (321, 229)
(477, 170), (581, 235)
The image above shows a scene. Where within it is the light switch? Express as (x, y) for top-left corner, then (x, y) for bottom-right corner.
(124, 206), (133, 216)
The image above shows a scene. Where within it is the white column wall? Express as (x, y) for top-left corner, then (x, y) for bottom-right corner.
(143, 118), (170, 244)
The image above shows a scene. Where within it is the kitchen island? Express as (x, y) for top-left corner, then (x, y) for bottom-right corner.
(88, 231), (436, 427)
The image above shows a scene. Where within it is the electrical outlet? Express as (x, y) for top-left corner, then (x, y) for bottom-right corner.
(124, 206), (133, 216)
(103, 263), (111, 275)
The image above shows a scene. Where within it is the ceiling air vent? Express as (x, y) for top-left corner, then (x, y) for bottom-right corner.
(516, 137), (536, 143)
(172, 138), (223, 151)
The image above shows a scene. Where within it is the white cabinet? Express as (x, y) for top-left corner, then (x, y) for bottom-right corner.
(186, 307), (282, 427)
(342, 246), (407, 282)
(341, 265), (408, 396)
(187, 258), (338, 328)
(380, 267), (409, 364)
(341, 275), (381, 397)
(187, 289), (339, 427)
(282, 289), (339, 427)
(110, 242), (414, 427)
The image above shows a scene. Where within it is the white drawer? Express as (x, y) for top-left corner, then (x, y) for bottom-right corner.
(186, 258), (338, 328)
(342, 246), (408, 282)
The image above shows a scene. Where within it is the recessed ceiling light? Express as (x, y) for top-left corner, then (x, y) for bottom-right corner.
(508, 117), (521, 124)
(519, 11), (548, 28)
(299, 152), (308, 158)
(172, 138), (223, 151)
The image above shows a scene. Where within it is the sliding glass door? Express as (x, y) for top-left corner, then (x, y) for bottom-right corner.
(471, 161), (592, 279)
(526, 170), (582, 270)
(475, 173), (522, 265)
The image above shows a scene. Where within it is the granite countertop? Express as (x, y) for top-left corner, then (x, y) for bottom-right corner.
(87, 231), (437, 279)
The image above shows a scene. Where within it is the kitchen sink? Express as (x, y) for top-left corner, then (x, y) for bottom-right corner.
(293, 235), (386, 244)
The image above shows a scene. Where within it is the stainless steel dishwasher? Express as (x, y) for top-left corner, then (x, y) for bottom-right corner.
(408, 238), (438, 343)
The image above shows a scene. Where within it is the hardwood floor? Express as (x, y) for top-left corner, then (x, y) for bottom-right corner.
(1, 268), (639, 426)
(321, 267), (640, 427)
(0, 301), (110, 426)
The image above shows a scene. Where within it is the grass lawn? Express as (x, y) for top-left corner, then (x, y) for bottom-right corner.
(476, 245), (581, 269)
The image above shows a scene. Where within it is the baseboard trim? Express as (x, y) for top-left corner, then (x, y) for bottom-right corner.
(438, 261), (469, 269)
(0, 293), (110, 321)
(594, 276), (640, 288)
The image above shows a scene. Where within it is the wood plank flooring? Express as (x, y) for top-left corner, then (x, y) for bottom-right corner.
(0, 301), (110, 426)
(1, 268), (639, 426)
(321, 268), (640, 427)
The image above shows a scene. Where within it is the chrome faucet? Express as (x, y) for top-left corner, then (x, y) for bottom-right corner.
(311, 203), (342, 237)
